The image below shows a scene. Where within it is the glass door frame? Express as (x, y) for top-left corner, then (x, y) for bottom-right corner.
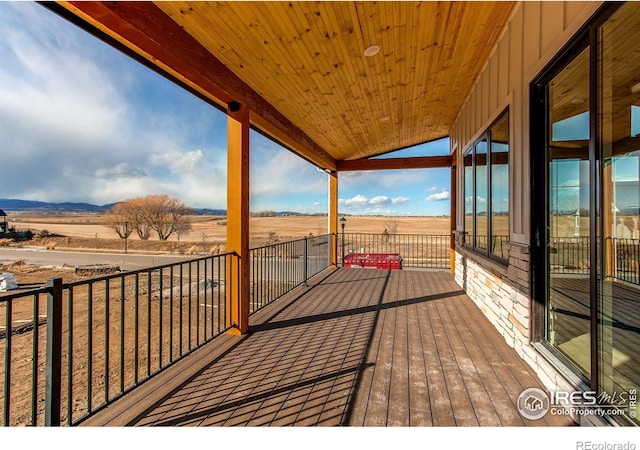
(530, 3), (622, 392)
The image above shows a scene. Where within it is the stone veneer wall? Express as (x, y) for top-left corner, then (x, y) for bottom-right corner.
(453, 234), (578, 397)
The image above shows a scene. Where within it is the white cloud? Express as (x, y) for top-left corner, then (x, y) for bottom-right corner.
(426, 190), (450, 201)
(341, 194), (369, 207)
(251, 138), (326, 197)
(149, 150), (204, 174)
(369, 195), (390, 206)
(391, 196), (410, 204)
(95, 163), (147, 179)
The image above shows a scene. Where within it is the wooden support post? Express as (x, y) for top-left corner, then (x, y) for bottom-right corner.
(328, 171), (338, 267)
(226, 102), (250, 335)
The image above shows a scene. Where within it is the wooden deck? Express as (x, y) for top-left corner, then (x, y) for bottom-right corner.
(82, 268), (575, 427)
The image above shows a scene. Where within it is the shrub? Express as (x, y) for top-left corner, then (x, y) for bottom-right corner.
(0, 238), (13, 247)
(39, 229), (50, 238)
(209, 244), (224, 255)
(187, 245), (200, 255)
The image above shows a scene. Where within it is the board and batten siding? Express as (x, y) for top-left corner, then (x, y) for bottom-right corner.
(450, 2), (604, 416)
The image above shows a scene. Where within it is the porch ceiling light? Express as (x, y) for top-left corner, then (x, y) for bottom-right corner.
(364, 44), (380, 57)
(571, 98), (585, 105)
(380, 116), (390, 122)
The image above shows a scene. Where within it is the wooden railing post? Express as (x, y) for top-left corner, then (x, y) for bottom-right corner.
(45, 277), (63, 426)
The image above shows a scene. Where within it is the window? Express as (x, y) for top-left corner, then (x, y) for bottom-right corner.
(463, 109), (510, 260)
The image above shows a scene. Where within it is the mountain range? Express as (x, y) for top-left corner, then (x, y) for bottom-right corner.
(0, 198), (316, 216)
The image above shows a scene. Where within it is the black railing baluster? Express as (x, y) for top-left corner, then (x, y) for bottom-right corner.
(134, 272), (139, 385)
(203, 260), (207, 340)
(304, 237), (308, 285)
(179, 263), (183, 357)
(158, 268), (163, 369)
(188, 262), (192, 351)
(66, 289), (73, 426)
(146, 271), (151, 378)
(196, 260), (200, 345)
(32, 293), (39, 426)
(104, 278), (109, 403)
(45, 278), (62, 427)
(169, 266), (173, 362)
(87, 283), (93, 414)
(120, 276), (125, 394)
(4, 297), (13, 426)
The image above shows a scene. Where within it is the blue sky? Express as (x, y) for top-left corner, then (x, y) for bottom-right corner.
(0, 2), (451, 216)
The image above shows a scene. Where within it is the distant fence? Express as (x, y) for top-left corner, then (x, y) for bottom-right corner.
(338, 233), (450, 269)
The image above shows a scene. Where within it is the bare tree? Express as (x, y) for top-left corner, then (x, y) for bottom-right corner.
(103, 195), (193, 242)
(174, 216), (193, 241)
(128, 197), (152, 240)
(102, 202), (134, 240)
(142, 195), (193, 241)
(384, 218), (399, 243)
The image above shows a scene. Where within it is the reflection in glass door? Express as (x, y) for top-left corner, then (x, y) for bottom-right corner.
(533, 2), (640, 424)
(598, 4), (640, 412)
(546, 47), (592, 376)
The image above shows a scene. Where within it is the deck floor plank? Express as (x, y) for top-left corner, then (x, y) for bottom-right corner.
(414, 274), (456, 426)
(406, 272), (433, 426)
(81, 268), (576, 427)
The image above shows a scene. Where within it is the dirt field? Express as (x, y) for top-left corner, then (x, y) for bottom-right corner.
(7, 213), (449, 237)
(6, 213), (451, 249)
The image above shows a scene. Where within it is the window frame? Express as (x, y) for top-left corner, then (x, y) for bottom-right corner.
(462, 108), (510, 264)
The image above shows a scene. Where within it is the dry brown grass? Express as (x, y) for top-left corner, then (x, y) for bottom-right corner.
(6, 213), (452, 251)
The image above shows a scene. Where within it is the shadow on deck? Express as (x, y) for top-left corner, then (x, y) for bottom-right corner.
(81, 268), (575, 427)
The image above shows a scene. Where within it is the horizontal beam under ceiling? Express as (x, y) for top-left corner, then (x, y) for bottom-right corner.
(337, 155), (452, 172)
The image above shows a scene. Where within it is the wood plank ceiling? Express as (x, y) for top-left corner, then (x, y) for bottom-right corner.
(57, 1), (515, 165)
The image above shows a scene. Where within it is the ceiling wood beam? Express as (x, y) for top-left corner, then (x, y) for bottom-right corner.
(56, 1), (337, 171)
(337, 155), (452, 172)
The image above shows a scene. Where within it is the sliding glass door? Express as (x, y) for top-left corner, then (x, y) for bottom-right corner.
(532, 2), (639, 424)
(598, 5), (640, 408)
(545, 46), (592, 376)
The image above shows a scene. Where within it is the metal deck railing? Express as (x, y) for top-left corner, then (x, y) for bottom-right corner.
(338, 233), (450, 269)
(1, 252), (238, 426)
(250, 234), (332, 313)
(0, 235), (335, 426)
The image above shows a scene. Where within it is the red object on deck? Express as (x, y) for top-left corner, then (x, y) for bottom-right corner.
(343, 253), (403, 270)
